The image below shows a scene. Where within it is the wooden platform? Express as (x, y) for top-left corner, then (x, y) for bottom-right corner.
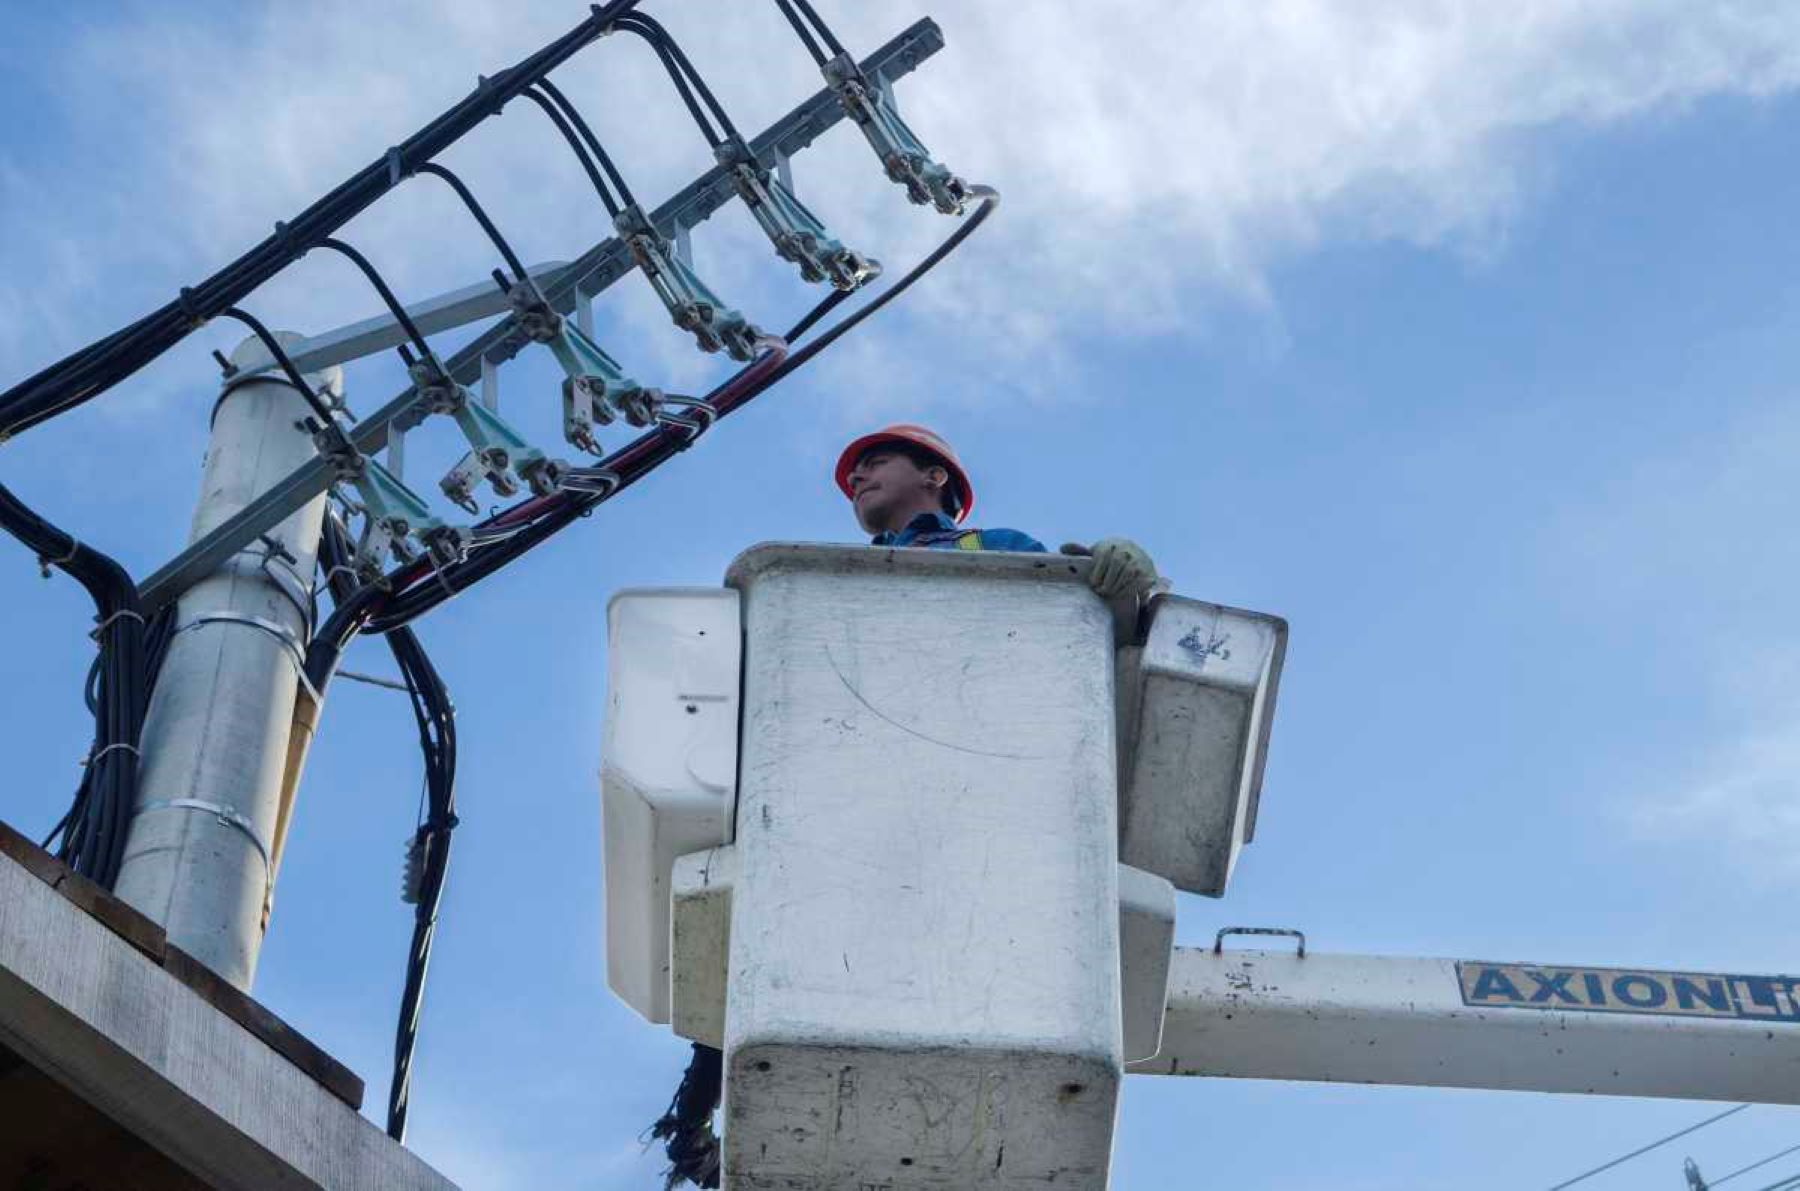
(0, 820), (457, 1190)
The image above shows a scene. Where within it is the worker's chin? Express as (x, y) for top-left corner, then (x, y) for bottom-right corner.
(854, 502), (893, 535)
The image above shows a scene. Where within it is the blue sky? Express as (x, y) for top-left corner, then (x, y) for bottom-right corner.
(6, 2), (1800, 1187)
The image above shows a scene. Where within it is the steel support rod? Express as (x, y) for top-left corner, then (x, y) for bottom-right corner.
(112, 335), (336, 990)
(225, 260), (575, 380)
(1133, 947), (1800, 1105)
(136, 16), (945, 614)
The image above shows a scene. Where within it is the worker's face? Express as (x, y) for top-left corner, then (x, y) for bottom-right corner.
(847, 448), (948, 534)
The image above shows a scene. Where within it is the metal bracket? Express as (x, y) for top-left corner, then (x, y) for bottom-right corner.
(329, 450), (463, 578)
(719, 139), (878, 291)
(821, 51), (967, 215)
(138, 18), (948, 612)
(1214, 926), (1307, 958)
(407, 357), (563, 509)
(135, 798), (273, 883)
(174, 611), (319, 705)
(614, 204), (761, 360)
(504, 281), (662, 452)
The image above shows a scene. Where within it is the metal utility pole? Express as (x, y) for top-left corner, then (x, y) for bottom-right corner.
(113, 334), (336, 990)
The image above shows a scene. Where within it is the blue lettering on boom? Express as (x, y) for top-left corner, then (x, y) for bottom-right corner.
(1456, 961), (1800, 1023)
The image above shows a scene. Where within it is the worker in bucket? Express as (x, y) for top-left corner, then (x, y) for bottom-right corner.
(835, 423), (1161, 600)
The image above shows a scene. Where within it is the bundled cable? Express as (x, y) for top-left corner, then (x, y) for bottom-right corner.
(0, 0), (643, 441)
(316, 515), (458, 1144)
(771, 0), (848, 67)
(4, 482), (157, 889)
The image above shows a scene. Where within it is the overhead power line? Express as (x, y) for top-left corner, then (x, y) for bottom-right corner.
(1716, 1144), (1800, 1186)
(1548, 1104), (1752, 1190)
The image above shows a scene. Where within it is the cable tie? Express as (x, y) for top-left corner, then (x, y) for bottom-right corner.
(38, 536), (79, 577)
(387, 146), (408, 186)
(81, 741), (142, 767)
(176, 286), (207, 329)
(89, 608), (146, 639)
(426, 550), (460, 602)
(271, 220), (300, 257)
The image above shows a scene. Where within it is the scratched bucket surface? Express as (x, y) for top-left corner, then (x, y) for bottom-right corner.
(1116, 594), (1286, 898)
(722, 544), (1122, 1189)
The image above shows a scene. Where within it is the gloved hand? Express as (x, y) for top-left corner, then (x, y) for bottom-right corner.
(1060, 538), (1159, 599)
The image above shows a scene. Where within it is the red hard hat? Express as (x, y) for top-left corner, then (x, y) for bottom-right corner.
(835, 423), (975, 524)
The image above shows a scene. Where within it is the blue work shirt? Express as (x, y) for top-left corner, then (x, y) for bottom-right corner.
(871, 511), (1046, 553)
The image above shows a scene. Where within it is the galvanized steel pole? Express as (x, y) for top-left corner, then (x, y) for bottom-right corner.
(113, 335), (335, 990)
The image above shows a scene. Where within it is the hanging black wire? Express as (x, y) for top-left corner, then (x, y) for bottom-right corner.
(532, 79), (640, 211)
(0, 0), (642, 441)
(316, 239), (436, 363)
(411, 162), (530, 283)
(518, 88), (628, 219)
(317, 515), (458, 1145)
(771, 0), (832, 65)
(4, 484), (148, 888)
(607, 13), (742, 149)
(218, 308), (341, 426)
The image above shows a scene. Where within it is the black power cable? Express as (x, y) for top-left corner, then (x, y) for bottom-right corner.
(0, 0), (643, 441)
(533, 79), (640, 212)
(519, 87), (629, 219)
(771, 0), (837, 66)
(317, 239), (438, 363)
(608, 13), (742, 149)
(3, 482), (151, 889)
(218, 308), (341, 426)
(411, 162), (530, 284)
(357, 184), (995, 635)
(317, 515), (458, 1144)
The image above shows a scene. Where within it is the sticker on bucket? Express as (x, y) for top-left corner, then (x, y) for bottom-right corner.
(1456, 961), (1800, 1022)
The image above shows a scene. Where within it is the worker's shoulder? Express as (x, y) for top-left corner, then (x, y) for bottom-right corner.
(972, 527), (1046, 553)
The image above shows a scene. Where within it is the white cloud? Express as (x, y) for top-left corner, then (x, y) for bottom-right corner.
(1633, 707), (1800, 882)
(10, 0), (1800, 414)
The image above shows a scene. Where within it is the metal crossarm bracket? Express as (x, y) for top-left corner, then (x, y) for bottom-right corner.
(406, 357), (563, 509)
(821, 51), (966, 215)
(719, 140), (877, 291)
(138, 17), (947, 613)
(333, 451), (462, 578)
(613, 204), (761, 360)
(504, 276), (663, 450)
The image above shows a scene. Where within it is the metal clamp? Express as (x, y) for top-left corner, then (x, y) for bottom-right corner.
(718, 140), (878, 291)
(82, 741), (142, 767)
(407, 356), (563, 509)
(135, 798), (273, 878)
(821, 53), (966, 215)
(229, 535), (314, 631)
(89, 608), (146, 639)
(37, 537), (80, 578)
(614, 204), (762, 360)
(1214, 926), (1306, 958)
(175, 611), (320, 705)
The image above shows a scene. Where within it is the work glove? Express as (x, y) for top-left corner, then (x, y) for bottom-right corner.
(1060, 538), (1160, 600)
